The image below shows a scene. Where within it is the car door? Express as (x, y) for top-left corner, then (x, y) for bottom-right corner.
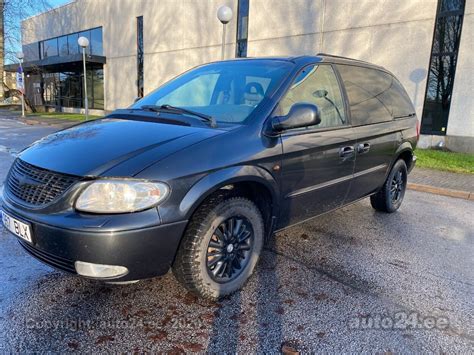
(276, 64), (356, 228)
(335, 64), (398, 202)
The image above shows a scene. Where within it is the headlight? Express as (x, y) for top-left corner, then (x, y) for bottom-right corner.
(75, 180), (169, 213)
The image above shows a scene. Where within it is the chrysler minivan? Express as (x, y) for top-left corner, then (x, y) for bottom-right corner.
(1, 54), (418, 299)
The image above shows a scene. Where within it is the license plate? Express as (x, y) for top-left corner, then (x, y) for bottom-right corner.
(1, 210), (33, 243)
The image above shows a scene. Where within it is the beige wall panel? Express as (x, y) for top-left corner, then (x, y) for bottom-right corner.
(323, 0), (437, 31)
(104, 56), (136, 110)
(248, 0), (322, 41)
(447, 12), (474, 137)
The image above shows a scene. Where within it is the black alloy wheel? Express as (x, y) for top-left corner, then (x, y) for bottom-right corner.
(173, 196), (264, 300)
(390, 169), (405, 204)
(206, 217), (254, 283)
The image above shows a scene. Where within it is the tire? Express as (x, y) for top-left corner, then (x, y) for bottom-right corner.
(172, 196), (264, 300)
(370, 159), (408, 213)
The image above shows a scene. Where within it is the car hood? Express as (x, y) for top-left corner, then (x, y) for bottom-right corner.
(19, 118), (223, 177)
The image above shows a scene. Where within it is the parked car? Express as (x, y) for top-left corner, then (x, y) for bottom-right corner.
(1, 54), (418, 299)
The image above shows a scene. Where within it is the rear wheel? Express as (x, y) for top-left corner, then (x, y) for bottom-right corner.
(370, 159), (408, 213)
(172, 196), (264, 300)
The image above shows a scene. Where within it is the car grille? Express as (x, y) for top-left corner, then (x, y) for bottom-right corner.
(6, 159), (79, 206)
(19, 240), (76, 273)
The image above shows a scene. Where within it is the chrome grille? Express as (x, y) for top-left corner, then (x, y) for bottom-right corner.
(6, 159), (79, 206)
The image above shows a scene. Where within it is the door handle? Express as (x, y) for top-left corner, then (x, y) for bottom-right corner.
(339, 146), (355, 158)
(357, 143), (371, 154)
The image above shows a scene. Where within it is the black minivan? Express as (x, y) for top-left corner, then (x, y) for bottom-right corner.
(1, 54), (418, 299)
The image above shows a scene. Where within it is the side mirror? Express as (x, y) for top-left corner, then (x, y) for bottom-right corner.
(272, 103), (321, 132)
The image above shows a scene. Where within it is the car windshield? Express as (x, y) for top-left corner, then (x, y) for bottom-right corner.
(131, 60), (293, 124)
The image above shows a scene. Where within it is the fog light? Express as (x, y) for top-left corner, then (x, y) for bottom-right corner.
(75, 261), (128, 279)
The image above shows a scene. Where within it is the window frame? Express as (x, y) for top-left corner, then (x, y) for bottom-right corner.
(420, 0), (465, 136)
(335, 63), (406, 127)
(277, 63), (352, 136)
(38, 26), (103, 60)
(235, 0), (250, 58)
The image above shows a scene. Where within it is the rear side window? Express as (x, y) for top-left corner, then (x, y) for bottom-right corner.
(337, 65), (411, 126)
(386, 77), (415, 118)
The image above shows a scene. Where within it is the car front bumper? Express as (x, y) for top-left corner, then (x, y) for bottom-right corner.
(1, 195), (187, 282)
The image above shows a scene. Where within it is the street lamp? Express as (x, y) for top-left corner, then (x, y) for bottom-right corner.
(78, 36), (90, 120)
(16, 52), (25, 117)
(217, 5), (233, 60)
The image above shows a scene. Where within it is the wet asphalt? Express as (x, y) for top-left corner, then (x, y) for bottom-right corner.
(0, 116), (473, 352)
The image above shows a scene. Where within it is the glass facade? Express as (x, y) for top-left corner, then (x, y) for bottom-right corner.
(38, 69), (104, 109)
(27, 27), (105, 110)
(67, 33), (79, 55)
(421, 0), (465, 135)
(236, 0), (249, 57)
(38, 27), (103, 59)
(137, 16), (144, 97)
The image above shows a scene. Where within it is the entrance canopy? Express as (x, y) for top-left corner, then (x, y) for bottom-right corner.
(4, 54), (106, 74)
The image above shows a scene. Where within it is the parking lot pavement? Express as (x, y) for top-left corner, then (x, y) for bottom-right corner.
(0, 118), (473, 352)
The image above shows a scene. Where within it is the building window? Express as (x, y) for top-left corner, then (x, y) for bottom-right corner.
(67, 33), (79, 55)
(421, 0), (465, 135)
(37, 27), (103, 59)
(58, 36), (68, 56)
(49, 69), (104, 109)
(137, 16), (144, 98)
(90, 27), (103, 56)
(235, 0), (249, 57)
(42, 38), (58, 58)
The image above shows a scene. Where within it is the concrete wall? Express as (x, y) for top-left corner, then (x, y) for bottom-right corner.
(247, 0), (438, 120)
(22, 0), (237, 111)
(447, 0), (474, 139)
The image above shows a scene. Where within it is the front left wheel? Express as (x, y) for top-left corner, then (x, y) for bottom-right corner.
(172, 196), (264, 300)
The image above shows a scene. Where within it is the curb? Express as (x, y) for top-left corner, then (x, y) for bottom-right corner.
(18, 117), (78, 127)
(407, 183), (473, 201)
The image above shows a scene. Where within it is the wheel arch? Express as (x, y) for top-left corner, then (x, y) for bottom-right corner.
(392, 142), (415, 173)
(179, 165), (279, 233)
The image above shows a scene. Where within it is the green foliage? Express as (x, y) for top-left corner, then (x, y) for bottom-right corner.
(27, 112), (102, 121)
(415, 149), (474, 174)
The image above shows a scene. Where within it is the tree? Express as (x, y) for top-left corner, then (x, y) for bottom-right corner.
(1, 0), (51, 101)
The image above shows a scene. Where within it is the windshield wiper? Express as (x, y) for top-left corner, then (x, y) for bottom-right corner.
(140, 104), (217, 128)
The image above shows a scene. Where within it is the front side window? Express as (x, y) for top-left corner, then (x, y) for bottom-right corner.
(277, 64), (347, 129)
(132, 61), (292, 124)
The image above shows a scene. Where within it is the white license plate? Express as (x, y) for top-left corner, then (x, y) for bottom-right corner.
(1, 210), (32, 243)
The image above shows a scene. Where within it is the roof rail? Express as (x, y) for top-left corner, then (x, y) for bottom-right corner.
(316, 53), (382, 68)
(316, 53), (355, 60)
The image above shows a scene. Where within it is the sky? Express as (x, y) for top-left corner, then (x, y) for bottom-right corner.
(49, 0), (72, 9)
(4, 0), (73, 64)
